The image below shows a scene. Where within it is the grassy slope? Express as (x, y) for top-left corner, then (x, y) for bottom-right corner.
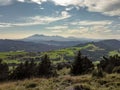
(109, 50), (120, 56)
(0, 73), (120, 90)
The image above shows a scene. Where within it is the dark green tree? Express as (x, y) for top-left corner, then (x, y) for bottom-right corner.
(37, 54), (56, 77)
(10, 60), (37, 80)
(0, 59), (9, 81)
(71, 51), (94, 75)
(99, 54), (120, 73)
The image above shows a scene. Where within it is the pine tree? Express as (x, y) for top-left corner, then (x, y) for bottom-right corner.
(37, 54), (56, 77)
(0, 59), (9, 81)
(71, 51), (93, 75)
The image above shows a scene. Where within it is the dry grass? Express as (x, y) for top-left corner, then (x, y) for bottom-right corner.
(0, 74), (120, 90)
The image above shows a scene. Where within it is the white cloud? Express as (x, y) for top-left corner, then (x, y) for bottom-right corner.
(61, 11), (71, 18)
(17, 0), (24, 2)
(51, 0), (82, 6)
(46, 26), (68, 30)
(65, 7), (74, 11)
(0, 23), (12, 27)
(1, 0), (119, 16)
(51, 0), (120, 16)
(83, 0), (120, 16)
(17, 0), (47, 4)
(0, 12), (71, 27)
(70, 20), (112, 26)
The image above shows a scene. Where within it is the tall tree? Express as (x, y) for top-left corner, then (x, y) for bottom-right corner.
(0, 59), (9, 81)
(71, 51), (93, 75)
(37, 54), (56, 77)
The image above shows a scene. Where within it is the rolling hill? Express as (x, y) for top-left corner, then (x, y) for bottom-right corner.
(0, 39), (63, 52)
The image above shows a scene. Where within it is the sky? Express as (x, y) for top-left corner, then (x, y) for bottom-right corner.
(0, 0), (120, 39)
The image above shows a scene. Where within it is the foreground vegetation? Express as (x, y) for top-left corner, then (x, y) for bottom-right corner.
(0, 50), (120, 90)
(0, 73), (120, 90)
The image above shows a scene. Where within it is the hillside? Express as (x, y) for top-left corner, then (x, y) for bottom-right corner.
(0, 39), (63, 52)
(76, 39), (120, 60)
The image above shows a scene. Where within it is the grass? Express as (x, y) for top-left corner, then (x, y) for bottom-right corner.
(109, 50), (120, 56)
(0, 73), (119, 90)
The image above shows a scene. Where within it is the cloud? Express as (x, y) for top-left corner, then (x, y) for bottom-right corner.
(83, 0), (120, 16)
(17, 0), (47, 4)
(17, 0), (24, 2)
(70, 20), (112, 26)
(46, 26), (68, 30)
(51, 0), (82, 6)
(65, 7), (74, 11)
(0, 23), (12, 28)
(1, 0), (120, 16)
(91, 25), (112, 33)
(0, 11), (71, 27)
(69, 29), (89, 34)
(0, 0), (13, 6)
(50, 0), (120, 16)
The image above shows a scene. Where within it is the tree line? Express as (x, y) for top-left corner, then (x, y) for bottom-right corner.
(0, 51), (120, 82)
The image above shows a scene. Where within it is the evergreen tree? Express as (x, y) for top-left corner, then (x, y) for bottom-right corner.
(10, 60), (37, 80)
(0, 59), (9, 81)
(71, 51), (93, 75)
(37, 54), (56, 77)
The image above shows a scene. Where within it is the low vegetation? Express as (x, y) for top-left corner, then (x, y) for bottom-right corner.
(0, 50), (120, 90)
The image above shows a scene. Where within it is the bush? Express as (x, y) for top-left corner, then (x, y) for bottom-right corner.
(112, 66), (120, 73)
(10, 60), (37, 80)
(92, 65), (105, 78)
(99, 55), (120, 73)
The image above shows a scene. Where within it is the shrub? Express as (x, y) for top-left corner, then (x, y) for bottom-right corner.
(92, 65), (105, 78)
(99, 55), (120, 73)
(112, 66), (120, 73)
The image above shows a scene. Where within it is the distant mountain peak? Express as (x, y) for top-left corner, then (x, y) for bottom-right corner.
(23, 34), (95, 42)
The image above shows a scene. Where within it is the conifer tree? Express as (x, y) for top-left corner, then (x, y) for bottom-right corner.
(71, 51), (93, 75)
(37, 54), (56, 77)
(0, 59), (9, 81)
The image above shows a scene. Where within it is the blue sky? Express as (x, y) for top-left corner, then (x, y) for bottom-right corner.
(0, 0), (120, 39)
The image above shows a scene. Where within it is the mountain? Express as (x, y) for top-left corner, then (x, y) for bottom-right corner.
(22, 34), (97, 46)
(0, 39), (63, 52)
(76, 39), (120, 60)
(77, 39), (120, 50)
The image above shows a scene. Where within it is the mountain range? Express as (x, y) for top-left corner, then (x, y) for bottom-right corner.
(22, 34), (97, 46)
